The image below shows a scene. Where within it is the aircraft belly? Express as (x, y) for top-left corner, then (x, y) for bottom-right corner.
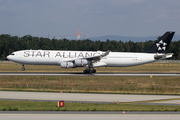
(21, 57), (59, 65)
(101, 56), (155, 67)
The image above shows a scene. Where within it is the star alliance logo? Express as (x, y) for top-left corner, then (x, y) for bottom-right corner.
(156, 40), (167, 51)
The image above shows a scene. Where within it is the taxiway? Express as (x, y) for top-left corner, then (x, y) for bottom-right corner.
(1, 91), (180, 104)
(0, 72), (180, 76)
(1, 111), (180, 120)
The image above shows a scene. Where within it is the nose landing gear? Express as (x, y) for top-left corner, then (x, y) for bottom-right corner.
(22, 64), (25, 71)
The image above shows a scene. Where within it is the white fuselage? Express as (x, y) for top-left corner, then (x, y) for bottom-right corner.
(7, 50), (158, 67)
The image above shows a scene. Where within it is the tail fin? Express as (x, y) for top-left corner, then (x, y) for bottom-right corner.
(145, 31), (175, 53)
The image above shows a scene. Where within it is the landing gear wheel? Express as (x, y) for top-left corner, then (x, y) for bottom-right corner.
(83, 69), (96, 74)
(22, 64), (25, 71)
(83, 70), (87, 73)
(83, 70), (91, 74)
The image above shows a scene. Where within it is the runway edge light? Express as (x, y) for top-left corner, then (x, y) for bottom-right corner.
(57, 101), (64, 107)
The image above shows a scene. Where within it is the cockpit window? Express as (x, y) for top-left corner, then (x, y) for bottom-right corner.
(10, 53), (15, 55)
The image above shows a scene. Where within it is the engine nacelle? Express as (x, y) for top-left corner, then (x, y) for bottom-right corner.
(60, 62), (75, 68)
(75, 59), (90, 67)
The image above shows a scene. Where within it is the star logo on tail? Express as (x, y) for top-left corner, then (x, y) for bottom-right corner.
(156, 40), (167, 51)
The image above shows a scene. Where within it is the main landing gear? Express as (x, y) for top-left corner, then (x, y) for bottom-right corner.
(83, 64), (96, 74)
(83, 69), (96, 73)
(22, 64), (25, 71)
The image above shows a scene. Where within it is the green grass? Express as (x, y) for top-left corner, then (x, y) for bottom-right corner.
(1, 100), (180, 111)
(1, 62), (180, 95)
(0, 76), (180, 95)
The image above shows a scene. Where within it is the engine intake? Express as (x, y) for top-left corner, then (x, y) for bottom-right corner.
(60, 62), (75, 68)
(75, 59), (90, 67)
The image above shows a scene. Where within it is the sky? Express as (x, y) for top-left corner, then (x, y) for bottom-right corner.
(0, 0), (180, 39)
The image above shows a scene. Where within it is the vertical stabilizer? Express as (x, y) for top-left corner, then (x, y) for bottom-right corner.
(145, 32), (175, 53)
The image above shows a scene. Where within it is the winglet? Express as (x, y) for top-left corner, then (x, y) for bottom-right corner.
(101, 50), (111, 57)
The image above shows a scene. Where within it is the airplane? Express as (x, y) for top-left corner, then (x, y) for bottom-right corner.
(6, 31), (175, 73)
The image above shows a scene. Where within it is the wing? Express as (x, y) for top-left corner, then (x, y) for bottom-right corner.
(83, 50), (110, 62)
(64, 50), (110, 63)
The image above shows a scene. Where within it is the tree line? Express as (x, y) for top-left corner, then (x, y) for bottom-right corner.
(0, 34), (180, 60)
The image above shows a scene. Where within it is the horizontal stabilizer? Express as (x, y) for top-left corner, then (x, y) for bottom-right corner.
(154, 53), (174, 60)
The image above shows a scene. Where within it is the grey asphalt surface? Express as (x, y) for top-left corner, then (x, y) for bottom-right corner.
(1, 91), (180, 105)
(0, 72), (180, 76)
(1, 111), (180, 120)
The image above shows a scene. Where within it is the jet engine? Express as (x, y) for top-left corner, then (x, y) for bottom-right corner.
(60, 62), (75, 68)
(75, 59), (90, 67)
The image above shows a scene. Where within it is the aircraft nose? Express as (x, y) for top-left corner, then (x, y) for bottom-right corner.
(6, 55), (11, 60)
(6, 55), (9, 60)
